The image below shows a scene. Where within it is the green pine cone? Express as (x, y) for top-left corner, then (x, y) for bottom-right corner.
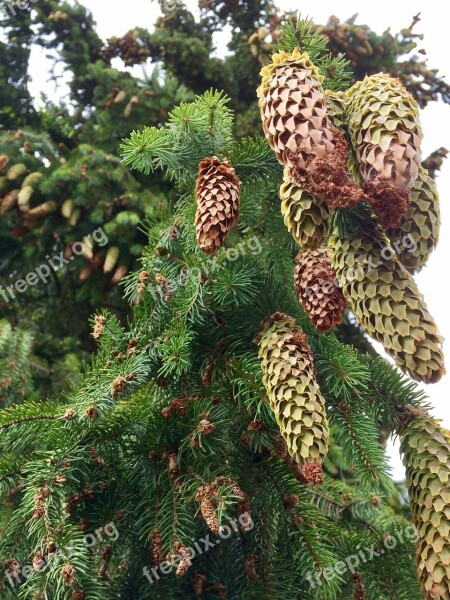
(344, 73), (423, 227)
(400, 409), (450, 599)
(328, 216), (445, 384)
(386, 166), (440, 272)
(257, 313), (329, 483)
(6, 162), (27, 181)
(279, 167), (333, 251)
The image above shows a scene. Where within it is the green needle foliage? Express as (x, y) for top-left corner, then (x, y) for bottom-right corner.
(0, 4), (448, 599)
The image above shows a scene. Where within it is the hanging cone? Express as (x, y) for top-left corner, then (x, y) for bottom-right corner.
(6, 163), (27, 181)
(257, 48), (363, 209)
(256, 313), (329, 483)
(344, 73), (423, 228)
(18, 186), (33, 213)
(386, 166), (440, 271)
(294, 247), (347, 332)
(61, 199), (74, 219)
(399, 407), (450, 600)
(113, 90), (127, 104)
(195, 156), (241, 255)
(68, 208), (81, 227)
(0, 189), (19, 215)
(328, 216), (445, 384)
(27, 201), (57, 220)
(0, 154), (9, 173)
(22, 172), (43, 188)
(103, 246), (120, 273)
(111, 265), (128, 285)
(279, 167), (333, 250)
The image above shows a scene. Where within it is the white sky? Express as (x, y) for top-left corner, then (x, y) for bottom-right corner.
(26, 0), (449, 479)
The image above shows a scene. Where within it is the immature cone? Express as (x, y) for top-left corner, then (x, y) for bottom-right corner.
(61, 199), (74, 219)
(328, 216), (445, 384)
(294, 248), (347, 332)
(22, 171), (42, 188)
(0, 189), (19, 215)
(0, 154), (9, 172)
(195, 157), (241, 254)
(257, 48), (363, 208)
(386, 166), (440, 271)
(18, 186), (33, 213)
(400, 409), (450, 599)
(256, 313), (329, 483)
(6, 162), (27, 181)
(27, 201), (57, 220)
(280, 167), (333, 250)
(344, 73), (423, 228)
(104, 246), (120, 273)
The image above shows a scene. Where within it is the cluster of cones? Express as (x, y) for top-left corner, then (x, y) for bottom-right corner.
(257, 47), (444, 387)
(256, 47), (448, 598)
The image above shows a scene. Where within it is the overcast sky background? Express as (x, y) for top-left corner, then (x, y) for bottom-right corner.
(25, 0), (449, 479)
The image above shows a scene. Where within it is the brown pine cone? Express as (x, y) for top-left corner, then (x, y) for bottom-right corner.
(294, 247), (347, 331)
(195, 157), (241, 254)
(200, 497), (219, 534)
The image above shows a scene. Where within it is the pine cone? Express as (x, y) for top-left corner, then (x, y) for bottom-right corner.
(200, 497), (219, 533)
(386, 166), (440, 271)
(22, 171), (43, 187)
(151, 528), (164, 565)
(245, 555), (258, 579)
(0, 189), (19, 215)
(6, 162), (26, 181)
(111, 265), (128, 285)
(294, 247), (347, 332)
(60, 564), (76, 586)
(195, 156), (241, 254)
(400, 409), (450, 599)
(104, 246), (120, 273)
(344, 73), (423, 228)
(280, 167), (333, 250)
(257, 313), (329, 482)
(328, 216), (445, 384)
(352, 572), (366, 600)
(258, 48), (363, 208)
(0, 154), (9, 172)
(61, 199), (74, 219)
(18, 186), (33, 213)
(27, 201), (57, 220)
(193, 573), (206, 595)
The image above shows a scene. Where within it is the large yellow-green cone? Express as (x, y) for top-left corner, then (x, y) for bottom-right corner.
(386, 166), (440, 272)
(400, 410), (450, 599)
(328, 216), (445, 384)
(344, 73), (423, 227)
(279, 167), (333, 251)
(257, 313), (329, 483)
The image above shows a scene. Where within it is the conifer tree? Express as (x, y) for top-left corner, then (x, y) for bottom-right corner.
(0, 17), (448, 600)
(1, 1), (447, 379)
